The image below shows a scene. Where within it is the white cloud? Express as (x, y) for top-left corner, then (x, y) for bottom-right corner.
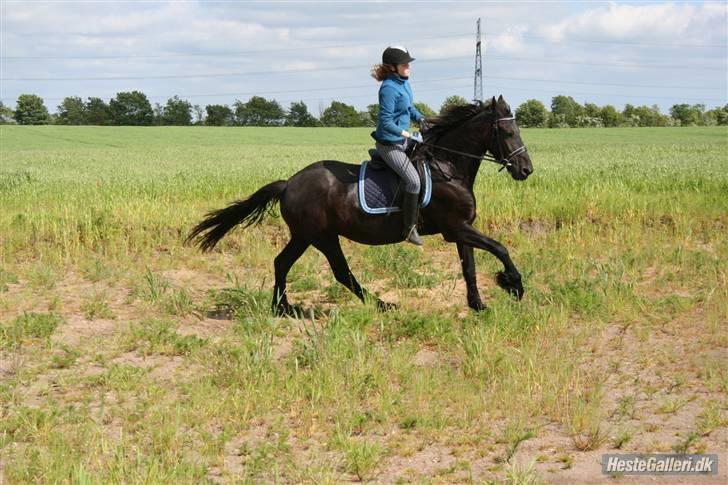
(322, 46), (372, 60)
(274, 61), (320, 72)
(419, 38), (473, 59)
(0, 1), (725, 113)
(487, 26), (529, 55)
(538, 2), (727, 44)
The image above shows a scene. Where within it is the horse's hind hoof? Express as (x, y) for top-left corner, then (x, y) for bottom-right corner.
(496, 271), (524, 300)
(274, 303), (305, 318)
(376, 300), (398, 312)
(469, 300), (487, 312)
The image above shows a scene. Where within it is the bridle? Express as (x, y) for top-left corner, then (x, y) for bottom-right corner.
(417, 115), (527, 172)
(490, 116), (528, 172)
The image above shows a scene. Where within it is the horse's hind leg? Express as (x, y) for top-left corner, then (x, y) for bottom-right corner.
(313, 235), (393, 311)
(272, 236), (309, 316)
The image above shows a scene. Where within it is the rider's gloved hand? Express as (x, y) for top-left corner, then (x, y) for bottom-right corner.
(410, 131), (424, 144)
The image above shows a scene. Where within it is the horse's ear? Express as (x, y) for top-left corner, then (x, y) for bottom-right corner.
(491, 96), (496, 107)
(497, 95), (511, 113)
(492, 95), (503, 115)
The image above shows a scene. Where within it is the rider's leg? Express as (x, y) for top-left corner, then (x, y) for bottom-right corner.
(375, 141), (423, 245)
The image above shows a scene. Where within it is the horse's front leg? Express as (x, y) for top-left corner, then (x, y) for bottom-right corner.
(457, 242), (486, 311)
(447, 224), (524, 300)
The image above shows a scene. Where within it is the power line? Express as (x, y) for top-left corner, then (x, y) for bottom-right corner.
(6, 78), (724, 108)
(5, 75), (472, 103)
(274, 84), (727, 106)
(483, 75), (725, 91)
(0, 56), (476, 81)
(484, 84), (727, 103)
(489, 31), (728, 49)
(3, 52), (722, 74)
(486, 55), (725, 71)
(0, 33), (471, 60)
(4, 55), (726, 83)
(3, 30), (724, 61)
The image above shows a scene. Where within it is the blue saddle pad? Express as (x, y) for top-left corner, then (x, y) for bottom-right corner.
(357, 160), (432, 215)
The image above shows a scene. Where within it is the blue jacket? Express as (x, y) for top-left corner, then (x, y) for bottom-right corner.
(373, 73), (423, 144)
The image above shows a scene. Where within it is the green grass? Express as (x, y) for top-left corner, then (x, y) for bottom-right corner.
(0, 125), (726, 482)
(0, 312), (64, 349)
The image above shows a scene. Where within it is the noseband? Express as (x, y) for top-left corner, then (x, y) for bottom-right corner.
(417, 115), (528, 172)
(491, 116), (528, 172)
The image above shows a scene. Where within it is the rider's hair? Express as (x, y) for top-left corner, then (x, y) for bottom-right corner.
(370, 63), (396, 82)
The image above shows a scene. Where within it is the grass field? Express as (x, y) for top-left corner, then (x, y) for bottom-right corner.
(1, 125), (726, 483)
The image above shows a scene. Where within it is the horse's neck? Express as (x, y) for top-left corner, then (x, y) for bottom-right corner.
(434, 125), (490, 187)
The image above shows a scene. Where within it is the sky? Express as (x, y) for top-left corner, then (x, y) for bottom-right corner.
(1, 0), (726, 117)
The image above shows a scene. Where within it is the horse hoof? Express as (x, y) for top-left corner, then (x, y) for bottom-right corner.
(274, 303), (305, 318)
(376, 300), (398, 312)
(496, 271), (524, 300)
(469, 300), (487, 312)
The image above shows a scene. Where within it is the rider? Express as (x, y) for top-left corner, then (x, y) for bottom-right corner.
(371, 46), (428, 246)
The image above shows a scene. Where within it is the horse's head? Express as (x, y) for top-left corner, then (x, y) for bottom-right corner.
(488, 95), (533, 181)
(424, 96), (533, 181)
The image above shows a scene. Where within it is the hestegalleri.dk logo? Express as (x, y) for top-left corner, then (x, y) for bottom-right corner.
(602, 454), (718, 475)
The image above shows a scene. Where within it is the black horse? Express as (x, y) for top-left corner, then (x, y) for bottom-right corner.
(187, 95), (533, 315)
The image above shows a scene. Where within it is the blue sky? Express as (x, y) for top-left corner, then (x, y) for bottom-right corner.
(1, 1), (726, 116)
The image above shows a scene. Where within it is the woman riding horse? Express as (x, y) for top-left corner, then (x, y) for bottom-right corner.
(187, 94), (533, 316)
(370, 46), (428, 246)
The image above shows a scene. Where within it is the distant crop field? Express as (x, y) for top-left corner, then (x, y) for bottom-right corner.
(1, 125), (726, 483)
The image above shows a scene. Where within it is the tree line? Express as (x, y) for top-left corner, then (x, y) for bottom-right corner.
(1, 91), (726, 127)
(516, 96), (728, 128)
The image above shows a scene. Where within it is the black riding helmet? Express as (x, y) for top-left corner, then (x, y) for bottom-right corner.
(382, 46), (415, 65)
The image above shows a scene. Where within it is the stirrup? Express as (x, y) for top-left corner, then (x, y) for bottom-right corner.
(404, 226), (423, 246)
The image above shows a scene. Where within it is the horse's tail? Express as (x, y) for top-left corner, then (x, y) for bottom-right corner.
(186, 180), (287, 252)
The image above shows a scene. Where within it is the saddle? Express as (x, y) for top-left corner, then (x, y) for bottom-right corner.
(357, 147), (432, 215)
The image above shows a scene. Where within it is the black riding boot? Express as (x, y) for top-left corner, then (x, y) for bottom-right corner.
(402, 192), (423, 246)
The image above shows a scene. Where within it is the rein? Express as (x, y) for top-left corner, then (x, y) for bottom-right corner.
(419, 116), (527, 172)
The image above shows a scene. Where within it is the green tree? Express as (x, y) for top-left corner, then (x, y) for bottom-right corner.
(109, 91), (153, 125)
(718, 104), (728, 125)
(367, 104), (379, 124)
(550, 95), (583, 127)
(85, 97), (111, 125)
(285, 101), (318, 127)
(583, 102), (600, 118)
(56, 96), (87, 125)
(440, 95), (468, 115)
(704, 104), (728, 126)
(192, 104), (204, 125)
(669, 103), (703, 126)
(162, 96), (192, 125)
(515, 99), (548, 127)
(152, 103), (164, 126)
(633, 105), (669, 127)
(358, 110), (374, 127)
(320, 101), (362, 127)
(205, 104), (233, 126)
(0, 101), (16, 124)
(414, 102), (436, 118)
(599, 105), (622, 127)
(234, 96), (285, 126)
(575, 103), (603, 127)
(14, 94), (50, 125)
(622, 104), (639, 127)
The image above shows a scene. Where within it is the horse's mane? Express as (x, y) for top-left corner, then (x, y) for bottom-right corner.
(426, 99), (494, 137)
(411, 99), (495, 162)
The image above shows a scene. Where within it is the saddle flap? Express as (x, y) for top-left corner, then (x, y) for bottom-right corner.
(358, 159), (432, 215)
(367, 148), (386, 171)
